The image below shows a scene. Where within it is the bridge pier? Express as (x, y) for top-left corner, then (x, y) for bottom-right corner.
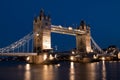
(29, 53), (49, 64)
(28, 9), (53, 64)
(76, 20), (91, 53)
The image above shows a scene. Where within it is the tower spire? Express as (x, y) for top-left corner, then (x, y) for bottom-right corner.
(39, 9), (45, 20)
(40, 9), (44, 16)
(80, 20), (87, 30)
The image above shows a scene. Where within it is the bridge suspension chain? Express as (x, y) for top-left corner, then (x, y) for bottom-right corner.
(0, 32), (33, 53)
(91, 37), (103, 53)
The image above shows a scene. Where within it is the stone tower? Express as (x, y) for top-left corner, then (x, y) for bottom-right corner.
(29, 9), (52, 64)
(33, 9), (51, 53)
(76, 20), (91, 53)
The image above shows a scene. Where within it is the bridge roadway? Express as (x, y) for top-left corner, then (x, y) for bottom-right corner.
(51, 25), (86, 35)
(0, 53), (37, 56)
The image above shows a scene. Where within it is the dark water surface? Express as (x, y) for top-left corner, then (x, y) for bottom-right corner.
(0, 61), (120, 80)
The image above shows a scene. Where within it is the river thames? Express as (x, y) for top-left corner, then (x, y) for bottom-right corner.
(0, 61), (120, 80)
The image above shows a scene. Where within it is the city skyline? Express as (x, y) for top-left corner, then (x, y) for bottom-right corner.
(0, 0), (120, 51)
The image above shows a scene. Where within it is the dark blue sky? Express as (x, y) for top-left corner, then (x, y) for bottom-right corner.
(0, 0), (120, 51)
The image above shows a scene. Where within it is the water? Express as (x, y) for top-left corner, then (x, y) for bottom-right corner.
(0, 61), (120, 80)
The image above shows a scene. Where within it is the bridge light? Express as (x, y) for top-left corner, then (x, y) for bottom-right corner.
(26, 57), (30, 61)
(58, 25), (62, 28)
(43, 54), (47, 60)
(49, 54), (54, 60)
(68, 27), (72, 30)
(72, 51), (75, 54)
(56, 64), (60, 67)
(36, 33), (40, 37)
(70, 56), (74, 61)
(91, 49), (93, 52)
(101, 57), (105, 61)
(93, 55), (97, 59)
(86, 47), (91, 53)
(52, 28), (55, 30)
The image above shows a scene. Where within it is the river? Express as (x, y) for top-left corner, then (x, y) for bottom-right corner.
(0, 61), (120, 80)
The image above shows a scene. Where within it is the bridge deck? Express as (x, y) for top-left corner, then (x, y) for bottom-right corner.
(0, 53), (37, 56)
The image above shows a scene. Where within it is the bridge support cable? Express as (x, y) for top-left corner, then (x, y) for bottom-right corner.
(0, 32), (34, 53)
(91, 37), (103, 53)
(27, 40), (29, 53)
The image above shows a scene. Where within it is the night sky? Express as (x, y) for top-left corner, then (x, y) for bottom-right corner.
(0, 0), (120, 51)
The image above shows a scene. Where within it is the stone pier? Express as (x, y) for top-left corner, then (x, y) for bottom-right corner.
(28, 9), (52, 64)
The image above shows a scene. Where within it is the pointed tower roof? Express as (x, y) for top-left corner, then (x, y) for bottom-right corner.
(40, 9), (44, 17)
(80, 20), (86, 27)
(34, 16), (37, 22)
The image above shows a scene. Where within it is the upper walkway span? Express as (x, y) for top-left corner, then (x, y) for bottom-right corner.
(51, 25), (86, 35)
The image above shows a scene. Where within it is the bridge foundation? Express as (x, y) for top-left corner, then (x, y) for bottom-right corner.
(29, 53), (48, 64)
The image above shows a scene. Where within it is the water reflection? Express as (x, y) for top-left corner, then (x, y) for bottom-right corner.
(70, 62), (75, 80)
(1, 61), (120, 80)
(102, 61), (106, 80)
(19, 61), (110, 80)
(88, 63), (97, 80)
(82, 63), (97, 80)
(69, 62), (99, 80)
(42, 65), (58, 80)
(43, 65), (53, 80)
(24, 64), (31, 80)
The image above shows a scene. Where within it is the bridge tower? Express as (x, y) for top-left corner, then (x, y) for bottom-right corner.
(29, 9), (52, 64)
(76, 20), (91, 53)
(33, 9), (51, 53)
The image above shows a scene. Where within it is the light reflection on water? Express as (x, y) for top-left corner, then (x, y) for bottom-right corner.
(102, 61), (106, 80)
(0, 61), (120, 80)
(85, 62), (97, 80)
(70, 62), (75, 80)
(24, 64), (31, 80)
(42, 65), (55, 80)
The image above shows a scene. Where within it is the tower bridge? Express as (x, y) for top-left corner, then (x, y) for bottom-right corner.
(0, 9), (103, 64)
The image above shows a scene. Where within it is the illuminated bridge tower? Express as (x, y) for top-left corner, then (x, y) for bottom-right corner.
(29, 9), (52, 64)
(76, 20), (91, 53)
(33, 9), (51, 53)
